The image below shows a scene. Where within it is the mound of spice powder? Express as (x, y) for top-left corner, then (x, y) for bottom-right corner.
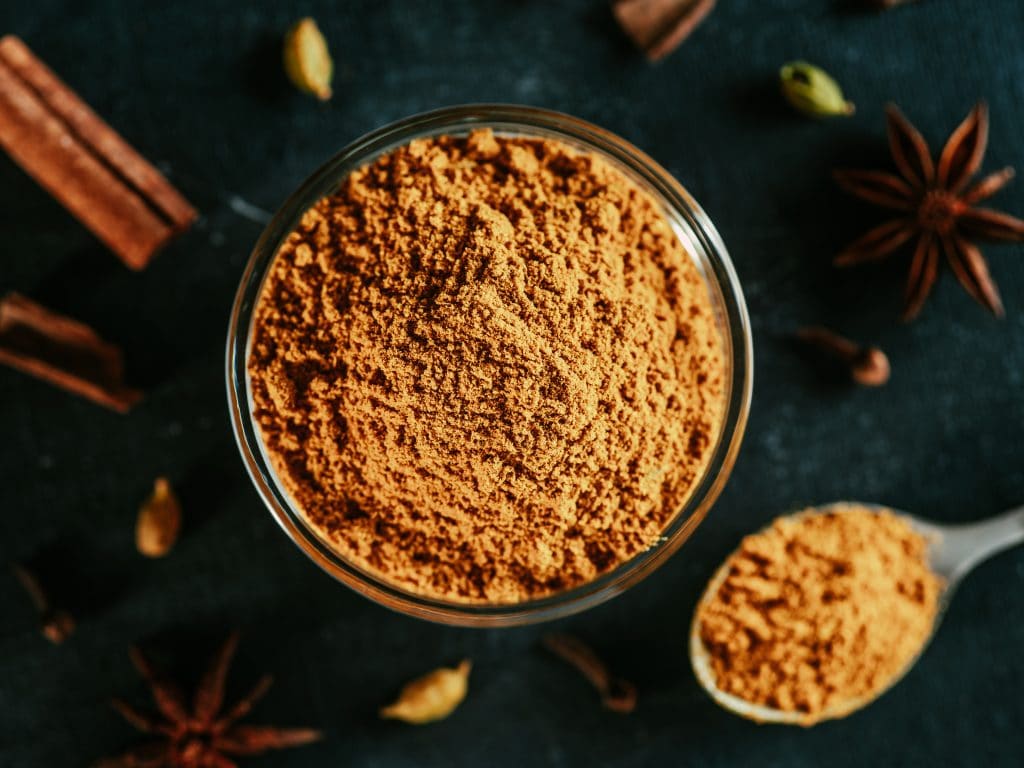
(697, 505), (942, 721)
(248, 129), (725, 603)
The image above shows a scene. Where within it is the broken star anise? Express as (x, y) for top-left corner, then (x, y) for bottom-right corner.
(834, 102), (1024, 320)
(95, 632), (321, 768)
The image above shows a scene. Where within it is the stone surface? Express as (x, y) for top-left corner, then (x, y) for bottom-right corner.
(0, 1), (1022, 766)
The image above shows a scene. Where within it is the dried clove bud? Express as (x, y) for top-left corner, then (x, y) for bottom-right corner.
(542, 634), (637, 713)
(136, 477), (181, 558)
(11, 563), (75, 644)
(871, 0), (918, 8)
(283, 18), (333, 100)
(796, 326), (891, 387)
(780, 61), (855, 118)
(380, 660), (471, 724)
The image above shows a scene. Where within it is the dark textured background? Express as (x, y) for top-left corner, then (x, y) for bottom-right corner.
(2, 1), (1023, 766)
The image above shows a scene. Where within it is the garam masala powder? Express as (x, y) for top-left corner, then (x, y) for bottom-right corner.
(248, 129), (725, 603)
(697, 505), (942, 721)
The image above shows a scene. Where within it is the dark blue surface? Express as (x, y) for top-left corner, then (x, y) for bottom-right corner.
(1, 1), (1023, 766)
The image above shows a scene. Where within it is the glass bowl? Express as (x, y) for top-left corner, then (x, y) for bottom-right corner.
(226, 104), (753, 627)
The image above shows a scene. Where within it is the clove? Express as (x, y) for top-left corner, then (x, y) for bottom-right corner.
(796, 326), (890, 387)
(542, 633), (637, 713)
(11, 563), (75, 644)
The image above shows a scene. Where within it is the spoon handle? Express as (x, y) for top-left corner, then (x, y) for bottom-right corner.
(934, 505), (1024, 584)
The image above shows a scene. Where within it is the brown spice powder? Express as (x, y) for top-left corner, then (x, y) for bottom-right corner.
(248, 129), (725, 603)
(697, 505), (942, 720)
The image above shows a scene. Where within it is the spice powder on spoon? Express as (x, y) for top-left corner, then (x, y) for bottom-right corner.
(248, 129), (726, 603)
(696, 505), (942, 719)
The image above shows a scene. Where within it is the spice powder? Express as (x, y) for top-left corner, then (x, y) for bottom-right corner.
(249, 129), (726, 603)
(697, 505), (942, 720)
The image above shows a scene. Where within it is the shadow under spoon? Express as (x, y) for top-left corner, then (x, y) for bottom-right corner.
(689, 501), (1024, 725)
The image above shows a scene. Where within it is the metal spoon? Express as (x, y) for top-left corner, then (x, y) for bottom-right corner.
(689, 501), (1024, 725)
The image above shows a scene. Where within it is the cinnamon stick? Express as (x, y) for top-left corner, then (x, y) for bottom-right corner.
(0, 36), (195, 269)
(612, 0), (718, 61)
(0, 293), (142, 412)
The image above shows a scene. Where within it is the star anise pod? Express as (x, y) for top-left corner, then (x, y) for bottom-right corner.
(95, 632), (321, 768)
(834, 102), (1024, 320)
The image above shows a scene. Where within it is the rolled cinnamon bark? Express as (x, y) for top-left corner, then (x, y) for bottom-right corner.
(0, 36), (196, 269)
(0, 293), (142, 412)
(612, 0), (718, 61)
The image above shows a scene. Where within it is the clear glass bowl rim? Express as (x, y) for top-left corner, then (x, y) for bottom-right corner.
(225, 104), (753, 627)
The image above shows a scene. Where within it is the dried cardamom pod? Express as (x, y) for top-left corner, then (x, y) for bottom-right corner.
(779, 61), (854, 118)
(380, 660), (471, 724)
(136, 477), (181, 557)
(283, 18), (333, 101)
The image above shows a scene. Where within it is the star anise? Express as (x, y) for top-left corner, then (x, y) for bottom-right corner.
(834, 102), (1024, 320)
(95, 632), (321, 768)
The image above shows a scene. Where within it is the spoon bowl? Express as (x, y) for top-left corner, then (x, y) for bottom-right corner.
(690, 501), (1024, 725)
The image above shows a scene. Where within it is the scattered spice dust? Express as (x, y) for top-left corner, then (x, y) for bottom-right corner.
(248, 129), (726, 603)
(697, 505), (942, 721)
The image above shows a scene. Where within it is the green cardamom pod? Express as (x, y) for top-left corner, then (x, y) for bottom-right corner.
(283, 18), (333, 101)
(779, 61), (855, 118)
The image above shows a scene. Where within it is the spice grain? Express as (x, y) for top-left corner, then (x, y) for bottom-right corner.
(249, 130), (725, 603)
(697, 505), (941, 721)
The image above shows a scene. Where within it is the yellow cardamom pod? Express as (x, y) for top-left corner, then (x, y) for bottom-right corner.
(779, 61), (854, 118)
(136, 477), (182, 558)
(283, 18), (333, 101)
(380, 660), (472, 724)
